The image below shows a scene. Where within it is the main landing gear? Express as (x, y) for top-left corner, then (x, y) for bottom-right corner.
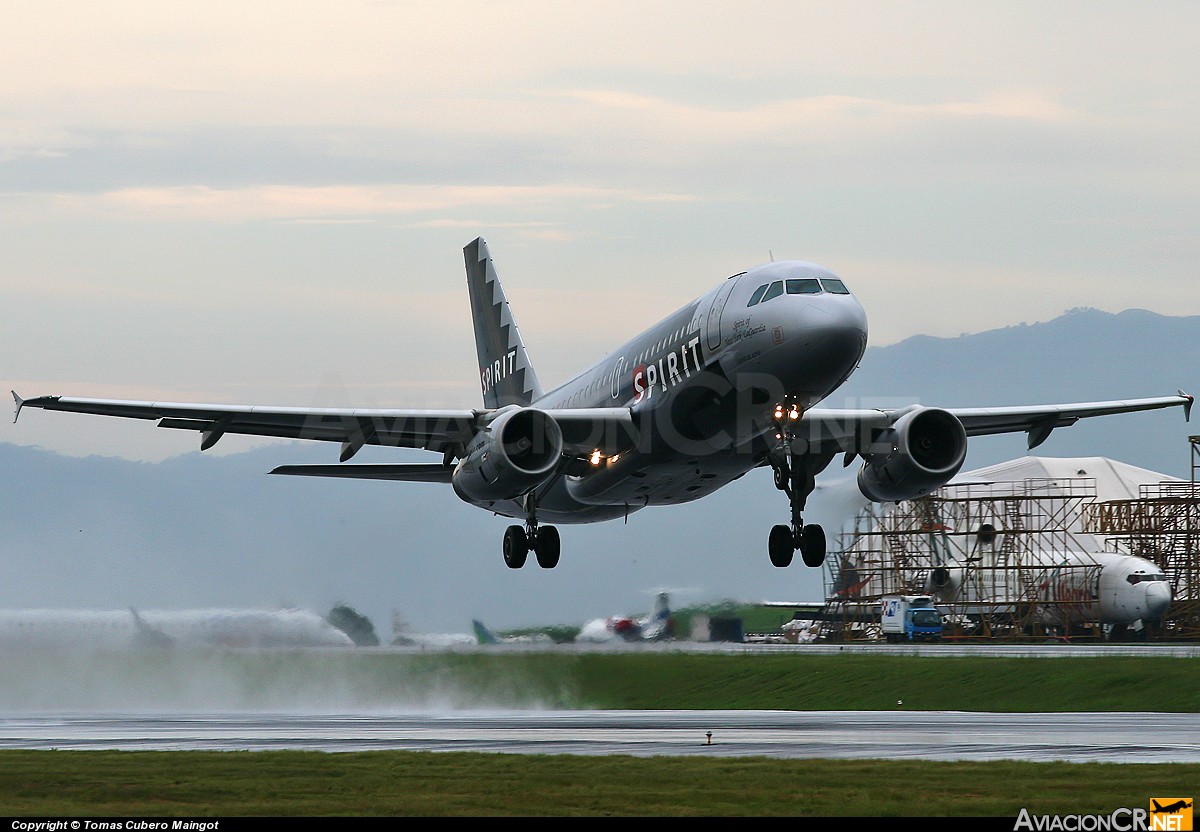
(767, 400), (829, 569)
(502, 495), (560, 569)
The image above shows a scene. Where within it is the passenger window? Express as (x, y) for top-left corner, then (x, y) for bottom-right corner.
(762, 281), (784, 302)
(747, 284), (768, 306)
(786, 278), (821, 295)
(820, 278), (850, 294)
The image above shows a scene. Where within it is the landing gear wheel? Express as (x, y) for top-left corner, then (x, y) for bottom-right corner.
(800, 523), (826, 568)
(768, 524), (794, 567)
(534, 525), (560, 569)
(502, 525), (528, 569)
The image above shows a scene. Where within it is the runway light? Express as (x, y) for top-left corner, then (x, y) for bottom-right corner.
(590, 449), (602, 466)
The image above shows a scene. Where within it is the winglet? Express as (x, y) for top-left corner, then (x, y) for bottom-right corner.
(11, 390), (23, 423)
(1180, 390), (1193, 422)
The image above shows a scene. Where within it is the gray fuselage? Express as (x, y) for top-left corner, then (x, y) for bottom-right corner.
(469, 260), (869, 523)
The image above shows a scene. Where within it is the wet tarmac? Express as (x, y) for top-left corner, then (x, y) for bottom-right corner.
(1, 709), (1196, 763)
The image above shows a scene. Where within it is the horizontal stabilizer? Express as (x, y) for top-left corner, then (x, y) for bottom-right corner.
(269, 463), (455, 483)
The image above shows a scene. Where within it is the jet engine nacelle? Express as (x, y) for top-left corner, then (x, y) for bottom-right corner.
(926, 565), (965, 600)
(857, 407), (968, 503)
(452, 407), (564, 502)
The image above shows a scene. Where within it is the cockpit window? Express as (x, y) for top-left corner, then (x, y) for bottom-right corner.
(749, 277), (829, 306)
(786, 278), (821, 295)
(1127, 573), (1168, 584)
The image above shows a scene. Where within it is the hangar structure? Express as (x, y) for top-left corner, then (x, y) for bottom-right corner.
(817, 438), (1200, 642)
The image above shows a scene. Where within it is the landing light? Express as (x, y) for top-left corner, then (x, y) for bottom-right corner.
(773, 403), (801, 424)
(590, 450), (602, 466)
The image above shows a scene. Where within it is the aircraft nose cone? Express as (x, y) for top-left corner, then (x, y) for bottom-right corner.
(1145, 582), (1172, 620)
(818, 298), (869, 359)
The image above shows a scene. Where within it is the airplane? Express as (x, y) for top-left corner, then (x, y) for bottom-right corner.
(925, 548), (1173, 638)
(389, 610), (475, 648)
(12, 237), (1194, 570)
(471, 619), (554, 645)
(577, 591), (673, 643)
(472, 619), (504, 644)
(1152, 800), (1193, 815)
(0, 607), (356, 649)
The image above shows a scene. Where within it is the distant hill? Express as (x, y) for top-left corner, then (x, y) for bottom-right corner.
(2, 307), (1197, 631)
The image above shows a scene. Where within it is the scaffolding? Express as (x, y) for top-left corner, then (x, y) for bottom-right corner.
(1078, 436), (1200, 638)
(818, 439), (1200, 642)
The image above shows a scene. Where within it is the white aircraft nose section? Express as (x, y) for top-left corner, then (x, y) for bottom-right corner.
(1145, 581), (1172, 620)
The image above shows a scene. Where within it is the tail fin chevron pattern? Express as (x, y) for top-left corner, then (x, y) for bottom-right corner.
(464, 237), (544, 409)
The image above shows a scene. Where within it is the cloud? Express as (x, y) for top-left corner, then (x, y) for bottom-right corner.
(47, 183), (699, 222)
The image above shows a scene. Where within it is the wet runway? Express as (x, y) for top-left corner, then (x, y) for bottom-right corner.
(2, 643), (1196, 763)
(1, 710), (1196, 763)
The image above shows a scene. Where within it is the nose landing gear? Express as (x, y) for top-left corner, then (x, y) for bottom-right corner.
(767, 400), (831, 568)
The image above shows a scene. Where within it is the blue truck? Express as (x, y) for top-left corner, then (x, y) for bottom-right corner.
(881, 595), (943, 643)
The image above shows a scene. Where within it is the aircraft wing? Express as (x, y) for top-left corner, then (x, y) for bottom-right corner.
(12, 393), (479, 456)
(544, 407), (637, 455)
(948, 395), (1193, 446)
(800, 393), (1192, 453)
(270, 463), (456, 482)
(12, 392), (637, 459)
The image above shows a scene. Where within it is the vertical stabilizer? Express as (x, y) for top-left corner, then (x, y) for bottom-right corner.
(643, 592), (672, 640)
(464, 237), (544, 409)
(651, 592), (670, 623)
(472, 619), (499, 645)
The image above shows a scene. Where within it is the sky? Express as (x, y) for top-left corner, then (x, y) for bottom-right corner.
(3, 2), (1200, 461)
(1, 3), (1198, 629)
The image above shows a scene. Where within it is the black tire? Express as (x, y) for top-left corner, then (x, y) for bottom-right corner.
(801, 523), (826, 568)
(534, 525), (560, 569)
(502, 525), (528, 569)
(768, 524), (794, 567)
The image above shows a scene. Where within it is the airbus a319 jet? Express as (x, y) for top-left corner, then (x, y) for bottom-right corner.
(13, 238), (1193, 570)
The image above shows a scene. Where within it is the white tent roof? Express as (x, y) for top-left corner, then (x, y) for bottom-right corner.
(951, 455), (1181, 502)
